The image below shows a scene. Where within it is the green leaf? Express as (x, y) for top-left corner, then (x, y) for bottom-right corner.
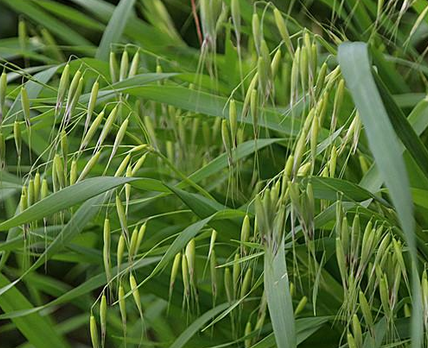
(124, 85), (303, 135)
(250, 317), (329, 348)
(1, 0), (92, 46)
(0, 177), (128, 231)
(0, 273), (70, 348)
(95, 0), (136, 60)
(264, 240), (296, 348)
(338, 41), (422, 348)
(374, 73), (428, 181)
(169, 302), (231, 348)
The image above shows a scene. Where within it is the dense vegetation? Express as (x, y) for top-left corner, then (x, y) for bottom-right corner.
(1, 0), (428, 347)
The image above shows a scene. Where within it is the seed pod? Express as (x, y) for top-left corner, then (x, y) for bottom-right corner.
(273, 8), (292, 53)
(77, 151), (101, 182)
(271, 49), (281, 78)
(351, 314), (363, 347)
(423, 272), (428, 311)
(257, 57), (269, 96)
(128, 50), (140, 78)
(208, 229), (217, 259)
(289, 282), (295, 298)
(232, 253), (240, 294)
(53, 154), (65, 188)
(242, 73), (258, 118)
(299, 45), (308, 91)
(56, 64), (70, 112)
(0, 132), (4, 169)
(359, 155), (369, 174)
(360, 221), (374, 265)
(379, 275), (390, 316)
(20, 186), (28, 213)
(244, 321), (252, 348)
(351, 214), (360, 261)
(293, 131), (306, 175)
(332, 79), (345, 129)
(144, 115), (157, 147)
(310, 115), (319, 165)
(336, 237), (347, 284)
(231, 0), (241, 38)
(392, 238), (406, 276)
(135, 223), (146, 253)
(221, 119), (232, 157)
(96, 106), (119, 150)
(115, 194), (128, 236)
(294, 296), (307, 315)
(129, 227), (138, 261)
(240, 215), (250, 255)
(229, 99), (237, 146)
(317, 91), (329, 125)
(281, 155), (294, 194)
(311, 42), (317, 77)
(250, 89), (258, 134)
(81, 110), (105, 150)
(70, 160), (77, 186)
(18, 19), (27, 50)
(375, 233), (390, 269)
(65, 69), (81, 109)
(182, 254), (190, 296)
(33, 172), (41, 201)
(185, 239), (196, 283)
(103, 218), (111, 284)
(119, 50), (129, 81)
(66, 76), (83, 122)
(404, 303), (411, 317)
(210, 249), (217, 298)
(347, 333), (357, 348)
(125, 166), (132, 216)
(21, 87), (30, 126)
(329, 146), (337, 178)
(27, 179), (35, 207)
(358, 291), (373, 327)
(117, 234), (125, 272)
(132, 153), (148, 176)
(156, 63), (163, 75)
(341, 216), (349, 254)
(252, 13), (261, 54)
(100, 294), (107, 344)
(170, 252), (181, 294)
(118, 285), (126, 325)
(107, 117), (129, 169)
(315, 63), (327, 99)
(60, 130), (68, 162)
(110, 52), (118, 83)
(114, 154), (131, 177)
(240, 267), (252, 298)
(129, 274), (142, 312)
(41, 179), (49, 200)
(0, 70), (7, 121)
(224, 267), (233, 303)
(90, 315), (99, 348)
(290, 47), (300, 101)
(85, 80), (99, 132)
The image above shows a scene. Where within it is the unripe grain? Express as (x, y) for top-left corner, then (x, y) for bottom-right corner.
(90, 315), (99, 348)
(77, 151), (101, 182)
(129, 274), (142, 312)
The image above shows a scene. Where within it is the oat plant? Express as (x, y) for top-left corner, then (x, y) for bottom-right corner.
(1, 0), (428, 347)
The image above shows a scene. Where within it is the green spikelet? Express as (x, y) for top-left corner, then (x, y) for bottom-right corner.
(90, 315), (99, 348)
(224, 267), (233, 303)
(100, 294), (107, 347)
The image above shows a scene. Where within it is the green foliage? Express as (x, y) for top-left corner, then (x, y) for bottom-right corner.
(1, 0), (428, 347)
